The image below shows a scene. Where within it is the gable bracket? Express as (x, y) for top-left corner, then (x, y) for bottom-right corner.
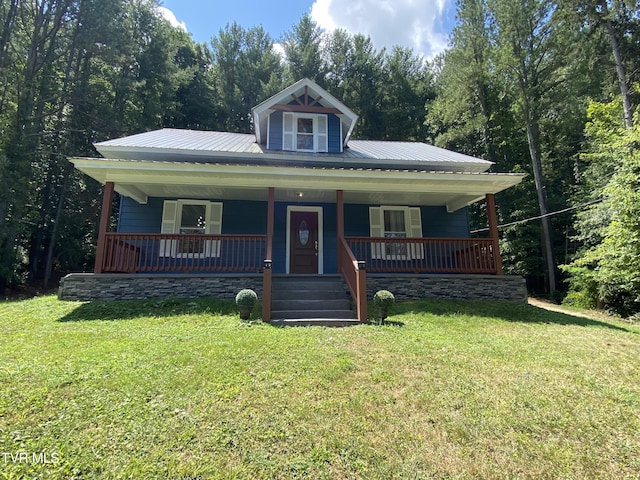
(290, 93), (304, 105)
(309, 95), (322, 107)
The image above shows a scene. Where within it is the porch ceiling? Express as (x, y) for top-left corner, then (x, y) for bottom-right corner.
(71, 157), (525, 212)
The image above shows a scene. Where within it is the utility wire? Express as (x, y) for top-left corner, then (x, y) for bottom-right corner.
(470, 198), (604, 234)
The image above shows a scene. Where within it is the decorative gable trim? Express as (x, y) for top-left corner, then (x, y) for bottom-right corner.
(252, 78), (358, 148)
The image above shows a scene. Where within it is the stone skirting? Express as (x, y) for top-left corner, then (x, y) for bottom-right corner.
(367, 274), (527, 302)
(58, 273), (263, 301)
(58, 273), (527, 303)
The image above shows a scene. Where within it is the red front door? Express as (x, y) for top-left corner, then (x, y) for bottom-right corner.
(290, 211), (318, 274)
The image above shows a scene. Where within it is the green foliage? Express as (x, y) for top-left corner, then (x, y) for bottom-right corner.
(235, 288), (258, 307)
(373, 289), (395, 309)
(373, 290), (395, 322)
(563, 101), (640, 317)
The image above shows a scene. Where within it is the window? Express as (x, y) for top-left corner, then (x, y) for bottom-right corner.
(369, 206), (423, 259)
(383, 209), (408, 257)
(179, 204), (206, 234)
(160, 200), (223, 257)
(297, 117), (314, 150)
(283, 112), (328, 152)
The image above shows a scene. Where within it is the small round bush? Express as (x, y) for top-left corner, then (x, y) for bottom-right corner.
(373, 290), (395, 310)
(235, 289), (257, 307)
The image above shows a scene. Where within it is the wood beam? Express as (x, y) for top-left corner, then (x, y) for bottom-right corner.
(262, 187), (275, 322)
(308, 95), (323, 107)
(271, 104), (343, 115)
(486, 194), (503, 275)
(94, 181), (115, 273)
(336, 190), (344, 269)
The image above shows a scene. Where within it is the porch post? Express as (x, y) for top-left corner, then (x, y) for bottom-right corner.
(486, 193), (503, 275)
(336, 190), (344, 269)
(94, 181), (115, 274)
(262, 187), (275, 322)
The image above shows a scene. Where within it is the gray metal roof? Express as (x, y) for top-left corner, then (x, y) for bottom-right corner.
(95, 128), (494, 173)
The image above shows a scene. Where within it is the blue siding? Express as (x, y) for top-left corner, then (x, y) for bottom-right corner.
(221, 200), (267, 234)
(422, 207), (469, 238)
(118, 197), (163, 233)
(268, 111), (283, 150)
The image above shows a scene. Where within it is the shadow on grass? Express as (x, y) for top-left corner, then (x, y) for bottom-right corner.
(369, 319), (406, 327)
(58, 297), (238, 322)
(392, 299), (632, 333)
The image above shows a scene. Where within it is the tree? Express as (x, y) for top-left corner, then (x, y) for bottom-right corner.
(563, 101), (640, 316)
(489, 0), (579, 294)
(560, 0), (639, 128)
(211, 23), (284, 133)
(381, 46), (434, 141)
(282, 14), (326, 85)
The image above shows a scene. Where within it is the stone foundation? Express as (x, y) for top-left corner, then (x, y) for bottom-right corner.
(58, 273), (263, 301)
(59, 273), (527, 303)
(367, 274), (527, 302)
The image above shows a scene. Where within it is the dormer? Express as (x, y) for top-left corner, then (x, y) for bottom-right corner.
(252, 78), (358, 153)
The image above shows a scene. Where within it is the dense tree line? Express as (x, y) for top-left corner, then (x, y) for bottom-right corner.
(0, 1), (638, 316)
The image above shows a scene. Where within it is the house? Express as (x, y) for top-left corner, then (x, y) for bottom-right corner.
(59, 78), (527, 322)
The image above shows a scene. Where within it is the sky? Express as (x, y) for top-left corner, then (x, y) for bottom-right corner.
(158, 0), (457, 59)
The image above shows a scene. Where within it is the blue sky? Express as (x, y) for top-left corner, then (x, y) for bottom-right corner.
(158, 0), (457, 59)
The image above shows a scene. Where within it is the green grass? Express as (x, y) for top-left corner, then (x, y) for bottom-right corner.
(1, 296), (639, 479)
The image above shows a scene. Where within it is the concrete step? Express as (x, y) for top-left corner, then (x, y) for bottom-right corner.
(270, 275), (355, 323)
(271, 289), (348, 301)
(271, 309), (355, 320)
(271, 299), (351, 311)
(270, 318), (361, 327)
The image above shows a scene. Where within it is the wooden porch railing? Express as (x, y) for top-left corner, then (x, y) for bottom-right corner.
(345, 237), (499, 275)
(339, 237), (367, 322)
(101, 233), (267, 273)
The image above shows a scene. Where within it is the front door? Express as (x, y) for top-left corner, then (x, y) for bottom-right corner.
(290, 211), (319, 274)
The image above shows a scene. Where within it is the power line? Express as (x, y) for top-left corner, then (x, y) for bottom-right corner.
(469, 198), (604, 234)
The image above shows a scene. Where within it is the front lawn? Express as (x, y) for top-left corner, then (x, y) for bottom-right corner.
(1, 296), (639, 479)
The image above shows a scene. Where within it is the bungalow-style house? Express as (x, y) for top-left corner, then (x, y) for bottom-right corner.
(60, 78), (526, 323)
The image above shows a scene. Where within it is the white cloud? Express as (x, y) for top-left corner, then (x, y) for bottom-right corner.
(157, 6), (188, 32)
(272, 42), (286, 58)
(310, 0), (453, 59)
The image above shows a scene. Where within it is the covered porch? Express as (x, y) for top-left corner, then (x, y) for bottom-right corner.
(88, 177), (510, 322)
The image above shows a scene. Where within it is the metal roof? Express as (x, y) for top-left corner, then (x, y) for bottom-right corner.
(95, 128), (495, 173)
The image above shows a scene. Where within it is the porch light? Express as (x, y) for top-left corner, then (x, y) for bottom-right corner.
(297, 192), (304, 198)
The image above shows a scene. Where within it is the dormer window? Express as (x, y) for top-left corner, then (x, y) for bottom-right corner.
(283, 112), (328, 153)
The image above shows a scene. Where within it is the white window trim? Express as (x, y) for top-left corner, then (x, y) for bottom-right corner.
(282, 112), (328, 153)
(370, 206), (423, 260)
(160, 200), (223, 258)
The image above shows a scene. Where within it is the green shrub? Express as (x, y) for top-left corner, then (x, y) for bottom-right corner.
(373, 290), (395, 322)
(373, 290), (395, 309)
(235, 289), (257, 307)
